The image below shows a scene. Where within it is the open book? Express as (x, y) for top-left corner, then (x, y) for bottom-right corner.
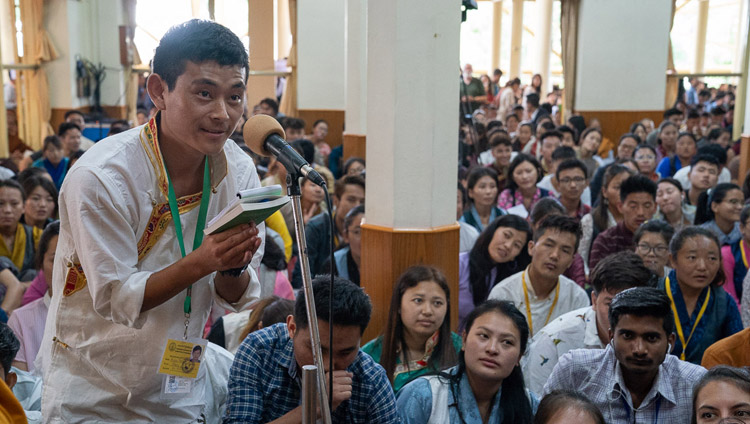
(204, 185), (290, 235)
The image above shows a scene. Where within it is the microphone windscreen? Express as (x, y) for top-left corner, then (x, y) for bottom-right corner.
(243, 114), (287, 157)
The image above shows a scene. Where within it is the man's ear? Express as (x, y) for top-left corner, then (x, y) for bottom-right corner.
(527, 239), (536, 256)
(5, 371), (16, 390)
(286, 314), (296, 338)
(147, 74), (169, 111)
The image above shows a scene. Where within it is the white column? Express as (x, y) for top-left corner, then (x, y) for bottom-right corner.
(509, 0), (523, 78)
(491, 0), (503, 72)
(694, 0), (709, 73)
(344, 0), (366, 134)
(366, 0), (459, 228)
(534, 0), (553, 93)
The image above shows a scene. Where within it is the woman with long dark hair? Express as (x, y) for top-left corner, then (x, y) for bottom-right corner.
(497, 153), (548, 217)
(397, 300), (538, 423)
(460, 167), (506, 232)
(458, 215), (532, 328)
(696, 183), (744, 246)
(362, 265), (460, 393)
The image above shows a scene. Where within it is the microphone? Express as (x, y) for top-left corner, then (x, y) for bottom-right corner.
(243, 114), (326, 187)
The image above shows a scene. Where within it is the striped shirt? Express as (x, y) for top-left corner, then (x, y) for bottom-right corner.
(224, 323), (399, 423)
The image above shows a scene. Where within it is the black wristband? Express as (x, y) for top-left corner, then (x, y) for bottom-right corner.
(219, 265), (247, 277)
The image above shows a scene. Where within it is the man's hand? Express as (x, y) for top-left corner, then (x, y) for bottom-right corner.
(327, 370), (353, 412)
(196, 223), (261, 274)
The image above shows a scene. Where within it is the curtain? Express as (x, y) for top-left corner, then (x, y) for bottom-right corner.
(665, 0), (679, 109)
(279, 0), (297, 117)
(560, 0), (579, 121)
(16, 0), (57, 151)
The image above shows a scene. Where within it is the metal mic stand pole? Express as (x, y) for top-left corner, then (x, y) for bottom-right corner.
(287, 173), (332, 424)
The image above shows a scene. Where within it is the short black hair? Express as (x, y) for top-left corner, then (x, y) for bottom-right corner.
(58, 122), (81, 137)
(344, 205), (364, 231)
(0, 178), (25, 201)
(535, 390), (606, 424)
(192, 345), (203, 353)
(526, 93), (540, 108)
(741, 204), (750, 226)
(529, 197), (565, 227)
(608, 287), (674, 336)
(290, 139), (315, 164)
(686, 109), (700, 120)
(43, 135), (62, 151)
(533, 214), (582, 252)
(539, 130), (563, 147)
(710, 106), (726, 116)
(551, 146), (577, 162)
(0, 322), (19, 375)
(488, 131), (512, 149)
(590, 251), (655, 295)
(342, 157), (365, 176)
(706, 127), (730, 142)
(108, 120), (130, 135)
(556, 125), (577, 143)
(152, 19), (249, 91)
(619, 174), (657, 203)
(64, 110), (84, 120)
(486, 120), (504, 133)
(294, 276), (372, 334)
(658, 177), (683, 193)
(690, 153), (721, 168)
(334, 174), (365, 199)
(555, 158), (587, 180)
(634, 219), (675, 248)
(281, 117), (306, 133)
(696, 144), (727, 166)
(677, 132), (697, 145)
(260, 97), (279, 115)
(663, 108), (683, 119)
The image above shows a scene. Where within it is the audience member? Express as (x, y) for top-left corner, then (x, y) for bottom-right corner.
(524, 251), (653, 394)
(488, 215), (589, 335)
(685, 154), (721, 207)
(460, 63), (486, 114)
(577, 128), (602, 177)
(300, 178), (325, 224)
(0, 322), (29, 423)
(324, 205), (363, 286)
(31, 135), (68, 191)
(6, 222), (57, 372)
(537, 130), (562, 175)
(457, 183), (480, 253)
(459, 213), (533, 327)
(697, 183), (744, 245)
(308, 119), (331, 166)
(691, 366), (750, 423)
(57, 122), (83, 160)
(654, 178), (695, 232)
(589, 174), (657, 270)
(19, 177), (56, 230)
(588, 156), (638, 207)
(225, 277), (399, 422)
(512, 122), (533, 152)
(634, 219), (675, 279)
(63, 110), (95, 150)
(363, 265), (460, 392)
(460, 167), (505, 232)
(659, 227), (743, 363)
(655, 121), (679, 163)
(529, 198), (586, 287)
(497, 78), (520, 121)
(107, 119), (130, 135)
(533, 390), (605, 424)
(342, 157), (365, 177)
(674, 144), (730, 191)
(397, 300), (538, 423)
(291, 175), (364, 288)
(485, 132), (513, 192)
(209, 296), (294, 355)
(555, 159), (590, 220)
(556, 125), (577, 148)
(721, 204), (750, 305)
(578, 164), (634, 272)
(615, 132), (639, 160)
(543, 287), (706, 423)
(630, 122), (648, 143)
(258, 97), (279, 118)
(657, 132), (697, 178)
(634, 144), (660, 181)
(255, 230), (293, 299)
(498, 153), (548, 218)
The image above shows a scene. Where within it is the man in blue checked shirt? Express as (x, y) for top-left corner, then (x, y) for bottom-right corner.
(224, 276), (400, 423)
(543, 287), (706, 423)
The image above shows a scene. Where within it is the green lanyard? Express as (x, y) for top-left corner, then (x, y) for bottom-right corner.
(165, 157), (211, 339)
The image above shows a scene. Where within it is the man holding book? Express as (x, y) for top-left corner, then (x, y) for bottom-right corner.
(40, 20), (264, 422)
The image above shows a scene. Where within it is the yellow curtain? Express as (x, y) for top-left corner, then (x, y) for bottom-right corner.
(17, 0), (57, 151)
(279, 0), (297, 117)
(560, 0), (579, 121)
(665, 0), (678, 110)
(123, 0), (139, 125)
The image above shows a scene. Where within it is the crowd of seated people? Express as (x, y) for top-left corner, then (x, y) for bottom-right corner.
(1, 56), (750, 424)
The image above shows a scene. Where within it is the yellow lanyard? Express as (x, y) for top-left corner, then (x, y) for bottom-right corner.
(741, 240), (748, 269)
(665, 276), (710, 361)
(522, 270), (560, 334)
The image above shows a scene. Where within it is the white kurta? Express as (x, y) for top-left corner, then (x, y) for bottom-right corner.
(39, 120), (262, 423)
(487, 269), (589, 336)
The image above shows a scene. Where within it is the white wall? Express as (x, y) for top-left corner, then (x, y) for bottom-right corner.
(575, 0), (672, 111)
(46, 0), (127, 110)
(297, 0), (346, 110)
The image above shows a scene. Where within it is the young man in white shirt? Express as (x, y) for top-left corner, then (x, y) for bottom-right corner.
(40, 20), (263, 422)
(488, 214), (589, 336)
(523, 250), (655, 394)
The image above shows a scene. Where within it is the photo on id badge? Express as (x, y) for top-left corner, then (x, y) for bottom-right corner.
(158, 338), (207, 379)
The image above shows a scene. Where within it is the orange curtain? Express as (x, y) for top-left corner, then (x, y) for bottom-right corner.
(560, 0), (580, 121)
(17, 0), (57, 151)
(665, 0), (679, 109)
(279, 0), (297, 117)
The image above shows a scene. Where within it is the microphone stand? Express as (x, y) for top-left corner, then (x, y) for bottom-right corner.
(287, 173), (332, 424)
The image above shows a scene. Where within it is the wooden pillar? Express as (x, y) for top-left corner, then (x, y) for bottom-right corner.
(491, 0), (503, 72)
(695, 0), (709, 73)
(248, 0), (277, 107)
(509, 0), (524, 78)
(362, 0), (460, 343)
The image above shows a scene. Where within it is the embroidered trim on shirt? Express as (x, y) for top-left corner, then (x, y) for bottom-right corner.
(136, 196), (203, 261)
(62, 262), (87, 297)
